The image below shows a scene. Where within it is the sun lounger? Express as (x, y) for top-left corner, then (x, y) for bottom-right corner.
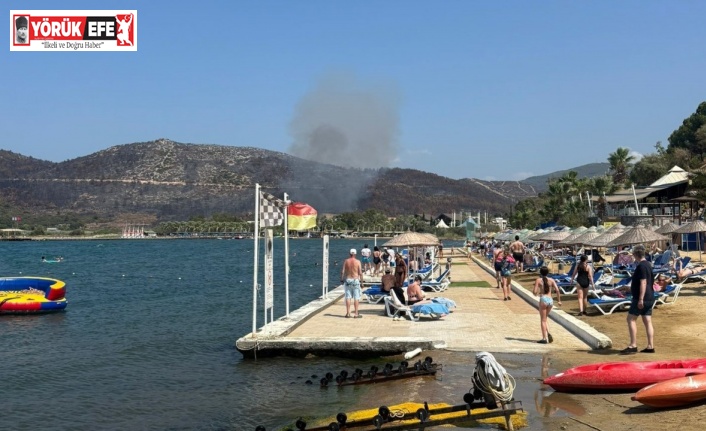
(421, 268), (451, 292)
(588, 296), (631, 315)
(523, 256), (545, 272)
(362, 286), (390, 304)
(655, 283), (682, 306)
(384, 296), (418, 321)
(548, 261), (577, 280)
(588, 295), (659, 315)
(383, 293), (449, 321)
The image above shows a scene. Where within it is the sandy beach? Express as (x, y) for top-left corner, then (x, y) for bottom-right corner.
(497, 250), (706, 431)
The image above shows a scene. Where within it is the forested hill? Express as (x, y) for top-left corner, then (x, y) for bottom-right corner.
(0, 139), (551, 222)
(520, 163), (611, 192)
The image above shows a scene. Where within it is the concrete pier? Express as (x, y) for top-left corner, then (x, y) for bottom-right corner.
(236, 248), (610, 358)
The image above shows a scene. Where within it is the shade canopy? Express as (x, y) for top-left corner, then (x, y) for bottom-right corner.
(654, 222), (680, 234)
(583, 230), (626, 247)
(534, 230), (571, 241)
(568, 231), (603, 246)
(674, 220), (706, 234)
(383, 232), (440, 247)
(605, 226), (668, 248)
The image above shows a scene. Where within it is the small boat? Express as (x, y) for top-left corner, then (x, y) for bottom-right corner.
(0, 277), (67, 314)
(544, 359), (706, 392)
(632, 373), (706, 408)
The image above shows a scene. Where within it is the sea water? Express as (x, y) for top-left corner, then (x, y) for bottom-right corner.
(0, 238), (571, 430)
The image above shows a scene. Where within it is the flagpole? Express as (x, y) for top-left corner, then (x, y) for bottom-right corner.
(284, 192), (290, 318)
(252, 183), (260, 337)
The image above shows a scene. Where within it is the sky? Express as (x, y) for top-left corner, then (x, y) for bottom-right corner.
(2, 1), (705, 181)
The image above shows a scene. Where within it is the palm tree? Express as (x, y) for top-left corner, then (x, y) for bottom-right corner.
(608, 147), (635, 186)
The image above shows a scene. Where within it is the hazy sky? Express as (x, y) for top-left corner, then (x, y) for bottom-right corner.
(3, 1), (704, 181)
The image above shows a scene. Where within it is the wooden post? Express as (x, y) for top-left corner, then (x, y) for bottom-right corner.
(501, 402), (514, 431)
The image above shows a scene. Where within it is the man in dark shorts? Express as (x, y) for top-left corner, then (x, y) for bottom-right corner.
(620, 244), (655, 355)
(509, 235), (525, 273)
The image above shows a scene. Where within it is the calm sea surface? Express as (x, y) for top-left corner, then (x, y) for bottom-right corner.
(1, 238), (561, 430)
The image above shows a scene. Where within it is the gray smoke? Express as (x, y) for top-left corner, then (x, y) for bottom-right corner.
(288, 72), (400, 169)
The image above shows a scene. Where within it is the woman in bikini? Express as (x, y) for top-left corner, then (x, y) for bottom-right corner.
(533, 266), (562, 344)
(677, 265), (706, 281)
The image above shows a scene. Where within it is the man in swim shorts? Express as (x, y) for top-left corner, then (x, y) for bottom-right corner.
(509, 235), (525, 273)
(360, 244), (371, 274)
(341, 248), (363, 318)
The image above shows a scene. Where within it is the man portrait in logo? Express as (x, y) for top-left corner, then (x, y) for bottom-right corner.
(15, 16), (29, 44)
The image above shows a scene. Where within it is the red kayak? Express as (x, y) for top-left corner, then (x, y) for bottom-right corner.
(632, 373), (706, 408)
(544, 359), (706, 392)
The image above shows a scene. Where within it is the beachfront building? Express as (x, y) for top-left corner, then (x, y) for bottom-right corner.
(599, 166), (698, 224)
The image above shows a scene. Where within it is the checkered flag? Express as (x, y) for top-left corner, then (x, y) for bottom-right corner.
(259, 191), (286, 228)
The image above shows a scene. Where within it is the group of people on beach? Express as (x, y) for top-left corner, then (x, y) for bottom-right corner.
(340, 242), (439, 319)
(484, 234), (659, 350)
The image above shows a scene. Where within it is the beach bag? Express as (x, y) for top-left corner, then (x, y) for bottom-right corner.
(500, 259), (511, 277)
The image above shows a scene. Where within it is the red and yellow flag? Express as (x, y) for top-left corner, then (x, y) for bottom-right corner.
(288, 202), (317, 231)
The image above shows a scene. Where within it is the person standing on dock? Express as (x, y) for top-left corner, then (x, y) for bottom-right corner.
(341, 249), (363, 318)
(394, 253), (408, 292)
(361, 244), (372, 275)
(372, 246), (382, 275)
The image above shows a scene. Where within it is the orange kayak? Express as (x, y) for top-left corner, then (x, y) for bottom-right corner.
(632, 373), (706, 408)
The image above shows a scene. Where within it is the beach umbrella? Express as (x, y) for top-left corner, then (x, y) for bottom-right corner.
(656, 222), (681, 235)
(536, 230), (571, 241)
(605, 223), (626, 232)
(556, 232), (582, 246)
(583, 230), (626, 247)
(527, 229), (546, 241)
(605, 226), (668, 248)
(674, 220), (706, 262)
(654, 222), (680, 250)
(383, 232), (439, 247)
(568, 231), (602, 246)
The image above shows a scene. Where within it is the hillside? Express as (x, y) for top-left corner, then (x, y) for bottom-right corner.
(520, 163), (611, 192)
(0, 139), (585, 224)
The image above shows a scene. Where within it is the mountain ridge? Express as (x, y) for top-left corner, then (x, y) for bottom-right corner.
(0, 139), (605, 223)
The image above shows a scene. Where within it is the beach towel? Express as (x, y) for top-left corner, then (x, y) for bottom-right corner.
(431, 297), (457, 309)
(411, 302), (449, 316)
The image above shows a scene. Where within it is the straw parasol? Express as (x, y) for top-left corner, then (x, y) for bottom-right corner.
(534, 230), (571, 242)
(566, 229), (602, 246)
(383, 232), (440, 247)
(655, 222), (680, 234)
(673, 220), (706, 262)
(605, 226), (668, 248)
(583, 230), (626, 247)
(556, 232), (583, 246)
(605, 223), (626, 232)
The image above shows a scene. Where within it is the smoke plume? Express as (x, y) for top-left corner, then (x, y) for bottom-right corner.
(288, 72), (400, 169)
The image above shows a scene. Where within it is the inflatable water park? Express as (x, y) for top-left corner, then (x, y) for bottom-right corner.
(0, 277), (68, 314)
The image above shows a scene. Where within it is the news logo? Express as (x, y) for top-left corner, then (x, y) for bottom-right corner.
(10, 10), (138, 51)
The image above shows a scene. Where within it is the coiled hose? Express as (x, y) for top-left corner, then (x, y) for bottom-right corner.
(473, 352), (516, 403)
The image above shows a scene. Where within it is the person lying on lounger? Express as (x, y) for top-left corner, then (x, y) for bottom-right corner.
(653, 274), (673, 292)
(677, 265), (706, 281)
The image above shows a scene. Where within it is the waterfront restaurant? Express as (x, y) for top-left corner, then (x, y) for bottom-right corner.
(599, 166), (698, 223)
